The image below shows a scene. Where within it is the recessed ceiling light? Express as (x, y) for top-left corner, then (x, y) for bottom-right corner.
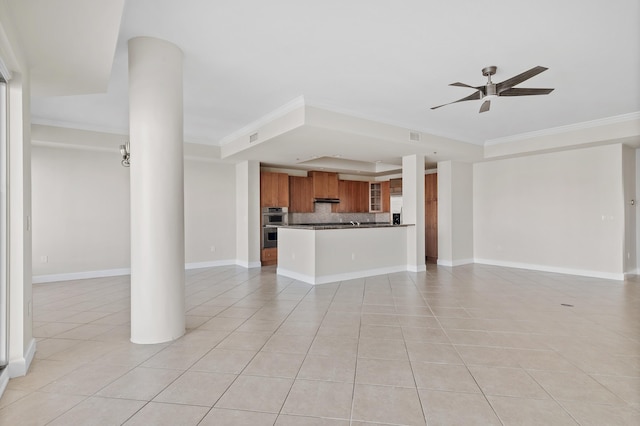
(333, 154), (341, 158)
(375, 160), (382, 163)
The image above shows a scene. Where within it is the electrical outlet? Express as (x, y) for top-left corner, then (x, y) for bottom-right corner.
(210, 246), (216, 252)
(40, 255), (48, 263)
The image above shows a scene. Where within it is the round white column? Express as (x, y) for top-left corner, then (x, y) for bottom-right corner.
(128, 37), (185, 344)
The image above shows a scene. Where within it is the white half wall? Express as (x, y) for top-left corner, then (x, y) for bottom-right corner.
(473, 144), (625, 280)
(277, 226), (408, 284)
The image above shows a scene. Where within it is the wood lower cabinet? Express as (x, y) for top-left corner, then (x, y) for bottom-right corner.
(261, 247), (277, 266)
(425, 173), (438, 261)
(332, 180), (369, 213)
(289, 176), (314, 213)
(260, 171), (289, 207)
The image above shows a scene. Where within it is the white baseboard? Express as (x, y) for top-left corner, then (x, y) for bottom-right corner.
(34, 260), (250, 283)
(277, 265), (408, 285)
(33, 268), (131, 283)
(0, 366), (9, 400)
(407, 264), (427, 273)
(8, 338), (36, 378)
(235, 260), (262, 269)
(437, 258), (474, 267)
(474, 258), (625, 281)
(185, 260), (236, 270)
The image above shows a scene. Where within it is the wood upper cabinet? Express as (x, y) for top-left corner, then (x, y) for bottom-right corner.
(425, 173), (438, 260)
(332, 180), (369, 213)
(369, 181), (391, 213)
(381, 181), (390, 212)
(310, 171), (339, 199)
(389, 178), (402, 195)
(288, 176), (314, 213)
(260, 171), (289, 207)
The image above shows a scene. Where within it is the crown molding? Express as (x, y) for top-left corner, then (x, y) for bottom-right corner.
(485, 112), (640, 146)
(31, 117), (128, 136)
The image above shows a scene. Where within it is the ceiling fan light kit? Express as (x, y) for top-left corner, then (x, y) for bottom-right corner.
(432, 65), (554, 113)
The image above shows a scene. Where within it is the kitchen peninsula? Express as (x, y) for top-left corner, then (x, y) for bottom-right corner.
(276, 223), (413, 284)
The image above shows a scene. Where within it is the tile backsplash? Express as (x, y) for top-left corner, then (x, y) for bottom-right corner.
(289, 202), (390, 224)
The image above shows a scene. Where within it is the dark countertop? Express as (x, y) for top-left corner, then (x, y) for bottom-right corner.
(269, 222), (413, 230)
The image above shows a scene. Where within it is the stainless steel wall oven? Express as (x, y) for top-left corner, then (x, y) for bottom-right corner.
(262, 207), (287, 249)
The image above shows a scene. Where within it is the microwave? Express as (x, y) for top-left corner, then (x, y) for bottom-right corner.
(262, 207), (288, 226)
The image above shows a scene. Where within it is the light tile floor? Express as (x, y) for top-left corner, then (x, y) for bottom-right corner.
(1, 264), (639, 425)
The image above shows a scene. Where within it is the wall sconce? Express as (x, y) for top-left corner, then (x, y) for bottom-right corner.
(120, 141), (130, 167)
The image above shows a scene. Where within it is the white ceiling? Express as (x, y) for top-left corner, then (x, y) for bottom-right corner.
(10, 0), (640, 172)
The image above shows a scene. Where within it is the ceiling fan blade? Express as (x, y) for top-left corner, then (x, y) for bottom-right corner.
(479, 100), (490, 113)
(499, 87), (554, 96)
(431, 91), (482, 110)
(497, 66), (548, 93)
(449, 82), (483, 91)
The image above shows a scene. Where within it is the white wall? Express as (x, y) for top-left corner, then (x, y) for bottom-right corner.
(622, 145), (636, 274)
(234, 160), (261, 268)
(8, 72), (34, 378)
(402, 154), (426, 272)
(474, 144), (625, 280)
(635, 148), (640, 274)
(1, 4), (35, 382)
(31, 142), (238, 281)
(184, 159), (237, 265)
(32, 146), (130, 276)
(437, 161), (474, 266)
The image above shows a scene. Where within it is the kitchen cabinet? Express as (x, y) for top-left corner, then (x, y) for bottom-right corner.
(261, 247), (277, 266)
(389, 178), (402, 195)
(333, 180), (368, 213)
(260, 171), (289, 207)
(288, 176), (314, 213)
(310, 171), (339, 199)
(369, 181), (390, 213)
(369, 182), (382, 212)
(425, 173), (438, 261)
(381, 181), (390, 212)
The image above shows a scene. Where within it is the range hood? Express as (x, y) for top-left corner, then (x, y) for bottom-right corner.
(314, 197), (340, 203)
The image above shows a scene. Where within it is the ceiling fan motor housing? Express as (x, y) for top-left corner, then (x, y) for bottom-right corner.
(482, 66), (497, 77)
